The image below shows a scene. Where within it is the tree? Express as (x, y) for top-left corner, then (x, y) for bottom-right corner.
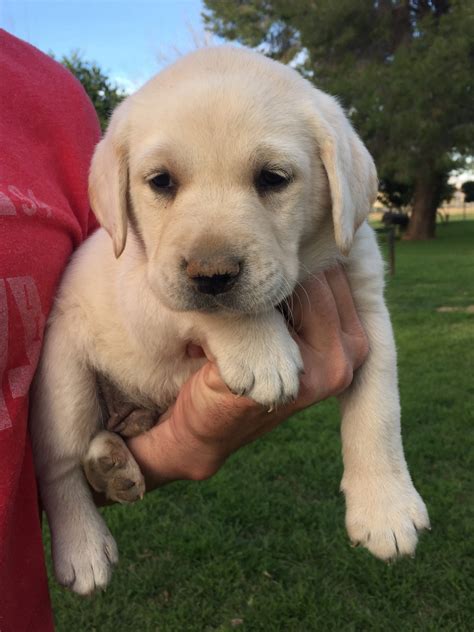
(461, 181), (474, 202)
(55, 52), (125, 131)
(378, 177), (414, 211)
(203, 0), (474, 239)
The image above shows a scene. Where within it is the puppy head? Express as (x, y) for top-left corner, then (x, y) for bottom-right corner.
(89, 47), (377, 313)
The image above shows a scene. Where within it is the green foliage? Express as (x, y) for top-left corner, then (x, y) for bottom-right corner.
(378, 177), (415, 210)
(379, 171), (456, 211)
(45, 220), (474, 630)
(204, 1), (474, 236)
(461, 180), (474, 202)
(55, 51), (125, 131)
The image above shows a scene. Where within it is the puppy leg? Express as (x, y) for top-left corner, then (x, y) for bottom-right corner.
(200, 309), (303, 408)
(84, 430), (145, 503)
(30, 320), (118, 595)
(340, 230), (430, 560)
(97, 373), (158, 438)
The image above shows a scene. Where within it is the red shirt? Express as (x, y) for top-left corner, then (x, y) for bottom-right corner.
(0, 30), (100, 631)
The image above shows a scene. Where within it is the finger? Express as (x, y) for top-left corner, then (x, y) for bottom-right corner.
(238, 404), (295, 446)
(324, 267), (369, 368)
(291, 272), (342, 347)
(324, 266), (363, 336)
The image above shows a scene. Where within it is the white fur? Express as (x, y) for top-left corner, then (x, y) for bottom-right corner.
(30, 46), (429, 595)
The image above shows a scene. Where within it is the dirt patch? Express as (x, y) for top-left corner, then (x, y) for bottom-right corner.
(436, 305), (474, 313)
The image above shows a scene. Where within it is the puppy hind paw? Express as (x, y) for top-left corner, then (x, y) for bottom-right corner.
(84, 431), (145, 504)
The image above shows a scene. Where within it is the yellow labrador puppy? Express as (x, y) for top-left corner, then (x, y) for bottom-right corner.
(31, 47), (429, 595)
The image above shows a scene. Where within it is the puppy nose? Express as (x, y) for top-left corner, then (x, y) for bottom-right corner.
(186, 256), (241, 295)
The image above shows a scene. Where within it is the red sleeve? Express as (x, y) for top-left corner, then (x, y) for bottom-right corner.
(0, 28), (101, 632)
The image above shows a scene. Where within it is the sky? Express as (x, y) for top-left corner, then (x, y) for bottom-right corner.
(0, 0), (212, 92)
(1, 1), (471, 186)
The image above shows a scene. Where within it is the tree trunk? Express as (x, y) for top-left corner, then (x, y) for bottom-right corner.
(404, 171), (443, 240)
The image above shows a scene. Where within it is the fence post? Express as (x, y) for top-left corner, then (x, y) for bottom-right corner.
(388, 226), (395, 275)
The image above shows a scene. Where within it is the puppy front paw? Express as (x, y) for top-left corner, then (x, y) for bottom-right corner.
(342, 475), (430, 561)
(218, 331), (303, 407)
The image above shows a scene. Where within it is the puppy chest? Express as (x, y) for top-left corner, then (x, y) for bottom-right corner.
(92, 336), (204, 409)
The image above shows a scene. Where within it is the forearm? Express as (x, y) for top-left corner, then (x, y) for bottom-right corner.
(127, 373), (298, 490)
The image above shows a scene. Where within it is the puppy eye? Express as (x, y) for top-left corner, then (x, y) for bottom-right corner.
(256, 169), (290, 191)
(149, 172), (174, 191)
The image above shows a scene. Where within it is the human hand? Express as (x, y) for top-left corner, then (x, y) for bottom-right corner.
(127, 266), (369, 488)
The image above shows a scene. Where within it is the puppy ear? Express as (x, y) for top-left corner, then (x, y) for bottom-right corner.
(89, 101), (130, 258)
(309, 91), (378, 255)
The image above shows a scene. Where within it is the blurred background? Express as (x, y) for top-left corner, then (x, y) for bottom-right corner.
(2, 1), (473, 630)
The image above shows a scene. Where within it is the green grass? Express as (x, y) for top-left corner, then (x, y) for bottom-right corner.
(45, 220), (474, 631)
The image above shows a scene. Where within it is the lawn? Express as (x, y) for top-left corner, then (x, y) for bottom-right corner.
(45, 220), (474, 632)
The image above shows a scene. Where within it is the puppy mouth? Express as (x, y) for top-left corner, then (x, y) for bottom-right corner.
(199, 291), (256, 313)
(178, 288), (255, 314)
(154, 265), (292, 314)
(173, 277), (291, 315)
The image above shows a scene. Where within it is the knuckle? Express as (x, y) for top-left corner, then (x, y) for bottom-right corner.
(330, 360), (354, 394)
(353, 329), (370, 365)
(359, 335), (370, 362)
